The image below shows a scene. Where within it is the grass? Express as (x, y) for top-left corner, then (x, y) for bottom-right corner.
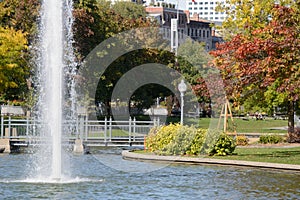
(211, 146), (300, 165)
(183, 117), (288, 133)
(86, 129), (143, 137)
(136, 147), (300, 165)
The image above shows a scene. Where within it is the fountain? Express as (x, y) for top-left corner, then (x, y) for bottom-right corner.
(34, 0), (76, 181)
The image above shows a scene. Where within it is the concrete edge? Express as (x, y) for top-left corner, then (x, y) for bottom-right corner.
(122, 150), (300, 172)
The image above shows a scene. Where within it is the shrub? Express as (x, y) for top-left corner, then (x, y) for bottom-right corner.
(259, 134), (284, 144)
(208, 134), (236, 156)
(145, 124), (235, 156)
(236, 135), (249, 146)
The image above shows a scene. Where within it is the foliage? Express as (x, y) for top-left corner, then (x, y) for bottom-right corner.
(215, 0), (292, 39)
(0, 0), (40, 37)
(177, 38), (214, 103)
(259, 134), (284, 144)
(112, 1), (147, 19)
(208, 133), (236, 156)
(0, 26), (29, 101)
(235, 135), (249, 146)
(145, 124), (235, 156)
(211, 4), (300, 134)
(145, 124), (208, 155)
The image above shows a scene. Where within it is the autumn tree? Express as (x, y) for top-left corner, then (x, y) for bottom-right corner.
(0, 27), (28, 103)
(0, 0), (40, 40)
(211, 4), (300, 141)
(215, 0), (293, 39)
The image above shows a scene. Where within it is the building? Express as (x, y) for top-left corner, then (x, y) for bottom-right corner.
(146, 5), (214, 51)
(110, 0), (141, 4)
(144, 0), (186, 10)
(186, 0), (227, 25)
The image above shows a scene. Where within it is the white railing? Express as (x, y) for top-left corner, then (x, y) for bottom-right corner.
(0, 116), (161, 144)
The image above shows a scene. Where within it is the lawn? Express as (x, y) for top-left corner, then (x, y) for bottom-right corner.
(211, 146), (300, 165)
(184, 117), (288, 133)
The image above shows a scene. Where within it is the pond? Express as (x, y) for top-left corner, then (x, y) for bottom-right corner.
(0, 147), (299, 199)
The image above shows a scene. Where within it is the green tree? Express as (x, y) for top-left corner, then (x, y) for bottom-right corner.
(0, 27), (29, 102)
(112, 1), (147, 19)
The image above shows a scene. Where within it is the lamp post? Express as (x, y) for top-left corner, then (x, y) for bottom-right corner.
(178, 80), (187, 125)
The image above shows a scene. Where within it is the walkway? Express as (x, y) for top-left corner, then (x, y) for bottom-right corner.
(122, 150), (300, 172)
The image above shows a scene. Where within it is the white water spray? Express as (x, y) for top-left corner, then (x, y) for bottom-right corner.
(33, 0), (76, 181)
(42, 0), (63, 180)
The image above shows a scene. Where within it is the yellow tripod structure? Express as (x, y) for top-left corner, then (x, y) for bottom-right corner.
(217, 96), (236, 134)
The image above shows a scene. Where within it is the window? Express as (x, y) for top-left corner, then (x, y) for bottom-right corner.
(200, 2), (203, 5)
(203, 30), (206, 37)
(204, 12), (208, 15)
(207, 30), (210, 38)
(215, 17), (219, 20)
(210, 2), (214, 4)
(204, 7), (208, 10)
(200, 7), (203, 10)
(210, 7), (214, 10)
(188, 2), (192, 5)
(188, 7), (192, 10)
(199, 12), (203, 15)
(210, 12), (214, 15)
(194, 7), (198, 10)
(205, 2), (208, 4)
(210, 17), (213, 19)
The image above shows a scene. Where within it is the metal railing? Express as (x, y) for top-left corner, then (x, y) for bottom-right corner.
(0, 116), (161, 145)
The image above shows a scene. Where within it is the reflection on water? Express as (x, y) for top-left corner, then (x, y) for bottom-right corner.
(0, 147), (299, 199)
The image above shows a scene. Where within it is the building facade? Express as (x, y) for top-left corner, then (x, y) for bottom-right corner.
(186, 0), (227, 25)
(146, 6), (214, 50)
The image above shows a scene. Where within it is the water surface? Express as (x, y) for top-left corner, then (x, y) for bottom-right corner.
(0, 148), (299, 199)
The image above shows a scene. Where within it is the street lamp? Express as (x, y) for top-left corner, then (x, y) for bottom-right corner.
(178, 80), (187, 125)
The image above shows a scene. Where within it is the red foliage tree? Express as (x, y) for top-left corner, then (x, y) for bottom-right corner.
(210, 5), (300, 141)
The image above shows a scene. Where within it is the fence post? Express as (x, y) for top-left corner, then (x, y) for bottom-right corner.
(26, 115), (29, 139)
(8, 116), (11, 138)
(1, 116), (3, 139)
(85, 115), (88, 141)
(1, 116), (3, 138)
(109, 116), (112, 141)
(133, 117), (136, 142)
(129, 117), (132, 144)
(104, 116), (107, 143)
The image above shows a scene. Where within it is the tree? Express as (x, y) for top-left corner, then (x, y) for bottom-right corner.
(0, 27), (29, 102)
(0, 0), (40, 40)
(112, 1), (147, 19)
(177, 38), (213, 102)
(211, 4), (300, 140)
(215, 0), (293, 39)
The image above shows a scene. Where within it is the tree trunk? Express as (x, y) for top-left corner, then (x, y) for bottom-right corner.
(287, 100), (300, 142)
(287, 100), (294, 134)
